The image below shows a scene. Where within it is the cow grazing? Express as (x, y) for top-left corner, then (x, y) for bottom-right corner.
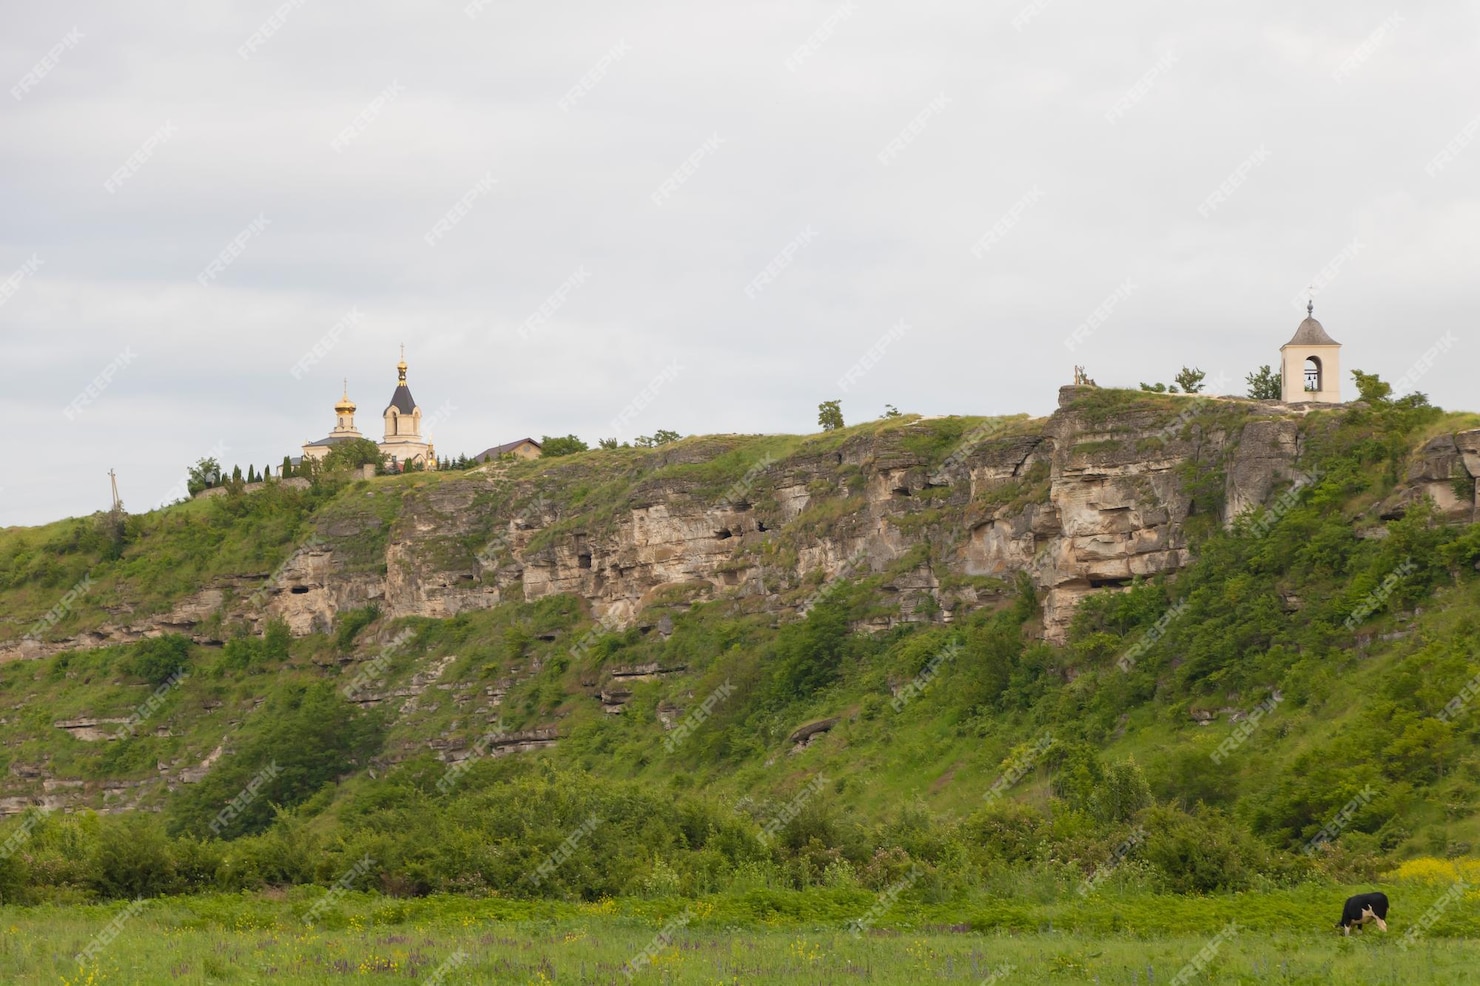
(1337, 892), (1389, 935)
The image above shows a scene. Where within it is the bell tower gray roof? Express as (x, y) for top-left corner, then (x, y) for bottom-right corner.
(1285, 300), (1339, 346)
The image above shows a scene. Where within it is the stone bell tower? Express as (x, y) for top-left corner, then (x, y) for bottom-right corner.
(1280, 301), (1342, 403)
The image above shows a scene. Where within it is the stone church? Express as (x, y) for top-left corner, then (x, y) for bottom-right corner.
(301, 351), (436, 470)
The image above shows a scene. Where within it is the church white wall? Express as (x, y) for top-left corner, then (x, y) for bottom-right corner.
(1281, 345), (1342, 403)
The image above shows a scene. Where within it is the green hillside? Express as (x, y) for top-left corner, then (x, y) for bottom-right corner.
(3, 385), (1480, 909)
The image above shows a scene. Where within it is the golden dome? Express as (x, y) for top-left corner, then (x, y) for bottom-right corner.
(335, 380), (356, 413)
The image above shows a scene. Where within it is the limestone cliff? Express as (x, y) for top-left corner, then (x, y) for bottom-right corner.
(241, 391), (1480, 643)
(251, 388), (1319, 644)
(10, 388), (1480, 668)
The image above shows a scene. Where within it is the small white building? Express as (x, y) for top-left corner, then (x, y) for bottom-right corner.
(1280, 301), (1342, 403)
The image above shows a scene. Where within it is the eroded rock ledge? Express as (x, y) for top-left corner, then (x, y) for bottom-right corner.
(9, 391), (1476, 670)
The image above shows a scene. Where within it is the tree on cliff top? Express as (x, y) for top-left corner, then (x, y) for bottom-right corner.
(186, 458), (221, 496)
(1246, 365), (1281, 399)
(541, 435), (589, 457)
(322, 438), (385, 473)
(1174, 366), (1206, 394)
(633, 430), (680, 448)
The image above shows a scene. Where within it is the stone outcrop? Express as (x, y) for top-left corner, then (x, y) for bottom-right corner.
(1385, 430), (1480, 522)
(53, 717), (131, 742)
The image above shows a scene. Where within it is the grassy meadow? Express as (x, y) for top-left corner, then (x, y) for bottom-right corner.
(6, 394), (1480, 982)
(7, 876), (1480, 985)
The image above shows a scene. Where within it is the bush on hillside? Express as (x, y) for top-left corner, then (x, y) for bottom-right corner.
(773, 598), (852, 698)
(167, 682), (385, 840)
(221, 618), (291, 673)
(335, 605), (380, 653)
(125, 634), (191, 686)
(90, 813), (177, 898)
(1140, 804), (1266, 893)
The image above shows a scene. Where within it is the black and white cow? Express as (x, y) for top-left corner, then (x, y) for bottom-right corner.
(1337, 892), (1389, 935)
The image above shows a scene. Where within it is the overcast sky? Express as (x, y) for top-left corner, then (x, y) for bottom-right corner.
(2, 1), (1476, 528)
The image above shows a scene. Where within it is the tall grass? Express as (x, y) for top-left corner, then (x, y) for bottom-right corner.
(10, 887), (1480, 985)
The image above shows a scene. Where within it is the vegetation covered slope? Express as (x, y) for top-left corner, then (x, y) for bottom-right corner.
(2, 388), (1480, 907)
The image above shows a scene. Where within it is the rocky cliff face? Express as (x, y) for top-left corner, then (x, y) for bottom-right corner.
(9, 391), (1480, 818)
(11, 389), (1480, 670)
(162, 390), (1319, 646)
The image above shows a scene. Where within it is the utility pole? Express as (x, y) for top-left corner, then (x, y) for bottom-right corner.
(103, 468), (127, 556)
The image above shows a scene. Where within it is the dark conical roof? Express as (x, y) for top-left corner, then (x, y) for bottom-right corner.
(1285, 301), (1339, 346)
(386, 384), (417, 414)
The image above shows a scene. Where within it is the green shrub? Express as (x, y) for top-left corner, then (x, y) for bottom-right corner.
(540, 435), (589, 457)
(1099, 759), (1153, 824)
(1141, 804), (1262, 893)
(90, 814), (177, 898)
(167, 682), (385, 840)
(125, 634), (191, 685)
(335, 605), (381, 652)
(963, 800), (1044, 865)
(220, 618), (292, 673)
